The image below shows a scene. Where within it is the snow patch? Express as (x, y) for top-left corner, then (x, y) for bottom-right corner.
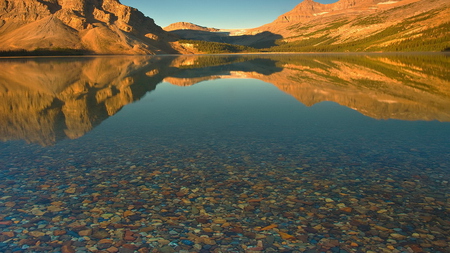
(378, 1), (399, 5)
(313, 12), (329, 16)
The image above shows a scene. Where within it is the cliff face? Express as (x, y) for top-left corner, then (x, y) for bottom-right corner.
(0, 0), (178, 54)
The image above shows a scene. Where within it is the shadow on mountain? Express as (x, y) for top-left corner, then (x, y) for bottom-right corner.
(169, 30), (283, 49)
(1, 54), (450, 146)
(36, 0), (62, 14)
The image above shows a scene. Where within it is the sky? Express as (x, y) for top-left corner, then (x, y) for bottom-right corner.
(121, 0), (339, 29)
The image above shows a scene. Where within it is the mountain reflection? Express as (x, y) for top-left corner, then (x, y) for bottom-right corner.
(1, 54), (449, 146)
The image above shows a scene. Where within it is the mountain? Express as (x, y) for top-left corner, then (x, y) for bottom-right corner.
(0, 0), (180, 54)
(251, 0), (450, 51)
(164, 22), (220, 32)
(2, 0), (447, 54)
(169, 0), (450, 52)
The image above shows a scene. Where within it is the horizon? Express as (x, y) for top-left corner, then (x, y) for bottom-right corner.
(121, 0), (340, 29)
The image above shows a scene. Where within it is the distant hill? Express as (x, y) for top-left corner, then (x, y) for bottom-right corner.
(0, 0), (180, 54)
(164, 22), (220, 32)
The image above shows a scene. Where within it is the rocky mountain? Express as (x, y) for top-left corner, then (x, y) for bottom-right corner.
(0, 0), (180, 54)
(251, 0), (450, 51)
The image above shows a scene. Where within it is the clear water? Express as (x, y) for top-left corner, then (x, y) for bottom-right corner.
(0, 54), (449, 252)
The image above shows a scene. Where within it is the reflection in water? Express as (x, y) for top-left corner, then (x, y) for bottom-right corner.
(1, 54), (449, 145)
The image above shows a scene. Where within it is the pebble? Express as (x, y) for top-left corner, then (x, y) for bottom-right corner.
(0, 125), (449, 253)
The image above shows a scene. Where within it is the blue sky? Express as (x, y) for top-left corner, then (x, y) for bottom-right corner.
(121, 0), (339, 29)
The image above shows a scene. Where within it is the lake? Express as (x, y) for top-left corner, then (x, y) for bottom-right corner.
(0, 54), (449, 252)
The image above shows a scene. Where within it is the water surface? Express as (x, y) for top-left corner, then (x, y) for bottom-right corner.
(0, 54), (449, 252)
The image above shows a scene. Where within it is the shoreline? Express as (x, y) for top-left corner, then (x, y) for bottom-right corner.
(1, 51), (449, 59)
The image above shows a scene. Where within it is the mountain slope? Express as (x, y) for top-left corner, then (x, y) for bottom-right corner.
(253, 0), (450, 52)
(0, 0), (179, 54)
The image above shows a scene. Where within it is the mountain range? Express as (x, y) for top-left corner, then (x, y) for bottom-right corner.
(0, 0), (449, 54)
(168, 0), (450, 52)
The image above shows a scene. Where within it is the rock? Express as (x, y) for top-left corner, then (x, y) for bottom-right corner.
(92, 230), (110, 239)
(53, 230), (67, 236)
(0, 235), (10, 242)
(408, 244), (423, 252)
(159, 246), (175, 253)
(118, 247), (135, 253)
(61, 244), (76, 253)
(28, 231), (46, 237)
(424, 197), (435, 202)
(158, 239), (170, 245)
(1, 232), (14, 238)
(181, 239), (195, 246)
(101, 213), (114, 219)
(278, 232), (296, 241)
(123, 210), (134, 218)
(340, 207), (353, 213)
(390, 233), (406, 240)
(123, 230), (136, 241)
(91, 208), (103, 214)
(191, 206), (200, 215)
(139, 226), (155, 233)
(213, 218), (227, 224)
(432, 240), (448, 247)
(106, 246), (119, 253)
(78, 229), (93, 236)
(304, 227), (318, 233)
(65, 187), (76, 194)
(260, 224), (278, 231)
